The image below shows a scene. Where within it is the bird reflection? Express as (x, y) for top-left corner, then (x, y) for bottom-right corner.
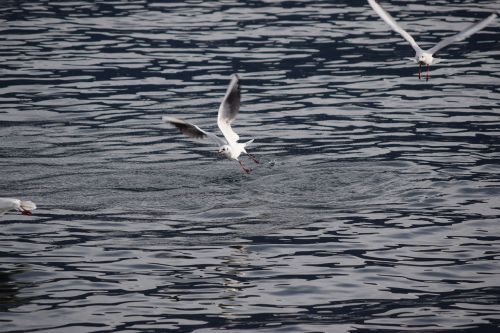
(217, 244), (252, 320)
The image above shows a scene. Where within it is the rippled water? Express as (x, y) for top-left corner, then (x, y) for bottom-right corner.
(1, 0), (500, 332)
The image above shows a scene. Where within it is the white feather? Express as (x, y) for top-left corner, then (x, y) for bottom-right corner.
(368, 0), (423, 53)
(217, 74), (241, 145)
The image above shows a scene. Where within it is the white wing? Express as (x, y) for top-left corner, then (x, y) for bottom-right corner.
(162, 116), (226, 146)
(217, 74), (241, 145)
(368, 0), (423, 53)
(20, 201), (36, 211)
(428, 13), (497, 54)
(0, 198), (17, 215)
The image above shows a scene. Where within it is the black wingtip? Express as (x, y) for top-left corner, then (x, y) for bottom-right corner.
(163, 117), (207, 139)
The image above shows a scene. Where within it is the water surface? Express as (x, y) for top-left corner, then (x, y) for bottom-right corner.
(1, 0), (500, 332)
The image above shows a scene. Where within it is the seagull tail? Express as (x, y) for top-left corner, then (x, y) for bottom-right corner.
(244, 139), (254, 148)
(20, 200), (36, 211)
(239, 139), (254, 155)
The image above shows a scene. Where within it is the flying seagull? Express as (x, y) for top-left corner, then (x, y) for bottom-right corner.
(367, 0), (497, 80)
(163, 74), (259, 174)
(0, 198), (37, 216)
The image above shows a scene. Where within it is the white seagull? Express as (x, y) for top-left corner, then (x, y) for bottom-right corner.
(367, 0), (497, 80)
(0, 198), (37, 216)
(163, 74), (259, 174)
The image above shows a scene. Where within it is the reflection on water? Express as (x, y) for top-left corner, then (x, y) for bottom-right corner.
(1, 0), (500, 332)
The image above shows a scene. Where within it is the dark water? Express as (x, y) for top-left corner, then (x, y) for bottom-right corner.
(1, 0), (500, 332)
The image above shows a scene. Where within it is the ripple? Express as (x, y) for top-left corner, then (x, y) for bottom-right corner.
(1, 0), (500, 332)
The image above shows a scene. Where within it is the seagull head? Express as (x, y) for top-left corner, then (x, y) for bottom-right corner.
(416, 52), (433, 65)
(218, 145), (233, 159)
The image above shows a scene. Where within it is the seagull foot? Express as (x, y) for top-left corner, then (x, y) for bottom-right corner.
(238, 161), (252, 174)
(247, 153), (260, 164)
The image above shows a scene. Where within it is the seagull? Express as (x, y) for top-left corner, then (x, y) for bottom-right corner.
(163, 74), (259, 174)
(367, 0), (497, 80)
(0, 198), (37, 216)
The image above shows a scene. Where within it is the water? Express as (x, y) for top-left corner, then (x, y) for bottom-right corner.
(1, 0), (500, 332)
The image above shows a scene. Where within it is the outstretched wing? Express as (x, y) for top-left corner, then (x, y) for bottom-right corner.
(428, 13), (497, 54)
(162, 116), (225, 146)
(217, 74), (241, 145)
(368, 0), (423, 53)
(0, 198), (17, 215)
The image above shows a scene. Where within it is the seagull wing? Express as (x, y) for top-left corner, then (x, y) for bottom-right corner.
(428, 13), (497, 54)
(0, 198), (16, 215)
(368, 0), (423, 53)
(163, 116), (226, 146)
(20, 201), (36, 211)
(217, 74), (241, 145)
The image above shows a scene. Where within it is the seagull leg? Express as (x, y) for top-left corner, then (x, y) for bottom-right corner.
(418, 63), (421, 80)
(426, 65), (430, 81)
(20, 209), (32, 216)
(247, 153), (260, 164)
(238, 160), (251, 174)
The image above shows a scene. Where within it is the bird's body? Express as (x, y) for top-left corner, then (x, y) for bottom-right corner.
(163, 74), (258, 173)
(368, 0), (497, 80)
(0, 198), (36, 216)
(219, 140), (254, 161)
(414, 50), (436, 80)
(416, 51), (434, 66)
